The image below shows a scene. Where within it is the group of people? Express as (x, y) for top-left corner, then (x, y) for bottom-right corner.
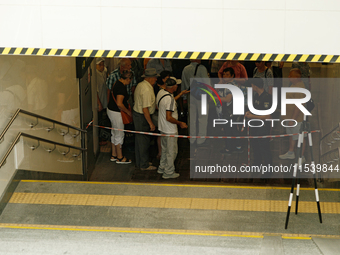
(95, 57), (189, 179)
(94, 57), (312, 178)
(213, 63), (311, 167)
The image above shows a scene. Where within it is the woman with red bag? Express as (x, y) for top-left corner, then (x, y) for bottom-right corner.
(107, 70), (133, 164)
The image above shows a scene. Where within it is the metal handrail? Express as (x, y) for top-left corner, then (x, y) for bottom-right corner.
(318, 123), (340, 181)
(319, 123), (340, 163)
(0, 132), (86, 168)
(320, 147), (340, 164)
(319, 122), (340, 144)
(0, 109), (86, 143)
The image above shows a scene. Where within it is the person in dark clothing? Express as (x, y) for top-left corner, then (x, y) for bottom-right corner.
(245, 78), (273, 166)
(107, 70), (133, 164)
(218, 67), (245, 155)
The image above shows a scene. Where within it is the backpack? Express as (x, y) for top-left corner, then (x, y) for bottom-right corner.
(306, 98), (315, 112)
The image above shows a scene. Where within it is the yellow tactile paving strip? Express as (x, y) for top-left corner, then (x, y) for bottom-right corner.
(0, 223), (339, 240)
(9, 193), (340, 214)
(20, 180), (340, 192)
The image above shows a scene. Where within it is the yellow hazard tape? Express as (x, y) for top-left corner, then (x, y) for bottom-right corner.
(0, 47), (337, 62)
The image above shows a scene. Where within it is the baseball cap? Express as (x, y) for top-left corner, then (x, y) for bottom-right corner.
(96, 58), (105, 65)
(165, 77), (181, 87)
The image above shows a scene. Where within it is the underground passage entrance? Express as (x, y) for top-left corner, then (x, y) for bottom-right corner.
(0, 54), (339, 189)
(1, 54), (339, 244)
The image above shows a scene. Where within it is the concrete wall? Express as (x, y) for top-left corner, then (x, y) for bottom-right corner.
(0, 1), (340, 55)
(0, 55), (82, 201)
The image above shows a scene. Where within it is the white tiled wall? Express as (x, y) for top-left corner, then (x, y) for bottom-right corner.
(285, 0), (340, 11)
(222, 0), (285, 10)
(41, 6), (102, 49)
(162, 0), (223, 9)
(222, 9), (285, 53)
(101, 0), (161, 8)
(101, 7), (162, 51)
(0, 0), (340, 54)
(0, 5), (42, 48)
(285, 11), (340, 55)
(162, 8), (223, 52)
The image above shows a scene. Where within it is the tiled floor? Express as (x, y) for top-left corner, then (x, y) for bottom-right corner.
(1, 181), (339, 237)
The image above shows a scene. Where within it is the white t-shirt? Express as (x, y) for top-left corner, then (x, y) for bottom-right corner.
(156, 89), (178, 134)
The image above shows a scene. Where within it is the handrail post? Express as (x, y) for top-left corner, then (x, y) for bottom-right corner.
(0, 109), (21, 143)
(81, 130), (88, 181)
(0, 132), (22, 168)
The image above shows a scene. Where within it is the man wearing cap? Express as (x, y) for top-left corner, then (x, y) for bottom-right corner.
(133, 68), (159, 170)
(156, 77), (188, 179)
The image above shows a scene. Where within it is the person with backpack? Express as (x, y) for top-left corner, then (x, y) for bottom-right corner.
(253, 61), (274, 94)
(156, 77), (188, 179)
(181, 60), (210, 146)
(218, 67), (246, 155)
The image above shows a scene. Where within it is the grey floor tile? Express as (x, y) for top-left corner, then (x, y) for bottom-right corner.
(282, 239), (322, 255)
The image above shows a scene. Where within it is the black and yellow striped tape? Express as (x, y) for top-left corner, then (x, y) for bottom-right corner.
(1, 47), (339, 63)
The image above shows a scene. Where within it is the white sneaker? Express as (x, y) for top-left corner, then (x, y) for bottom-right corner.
(279, 151), (295, 160)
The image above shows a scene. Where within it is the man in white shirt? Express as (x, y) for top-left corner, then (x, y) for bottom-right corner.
(133, 68), (158, 170)
(156, 77), (187, 179)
